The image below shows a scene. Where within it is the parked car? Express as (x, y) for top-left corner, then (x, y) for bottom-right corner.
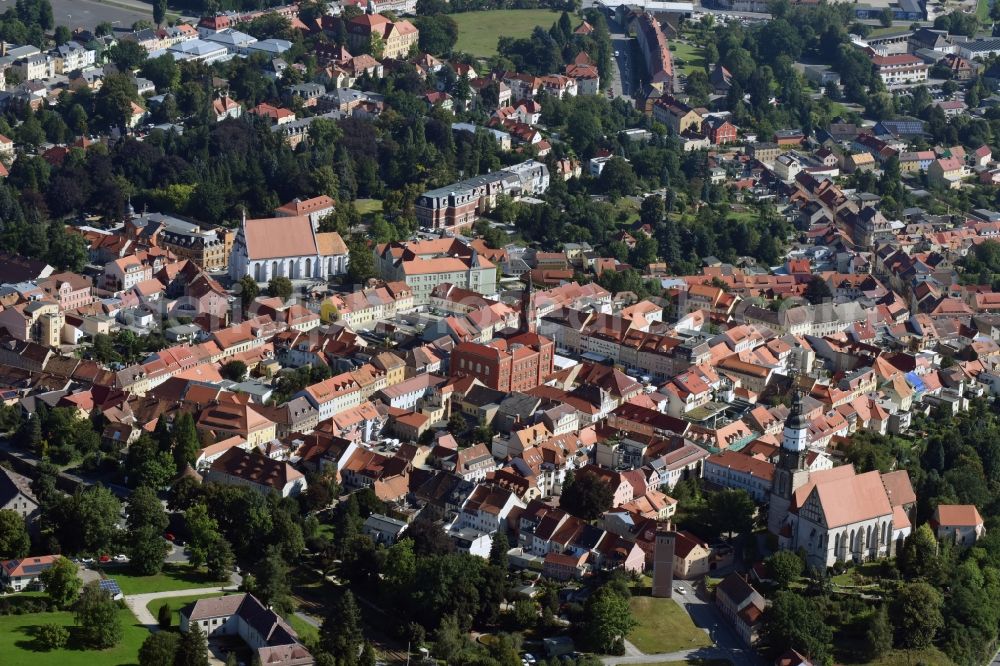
(164, 532), (175, 542)
(114, 554), (128, 562)
(99, 554), (111, 563)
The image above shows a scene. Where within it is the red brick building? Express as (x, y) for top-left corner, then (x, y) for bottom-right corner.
(704, 117), (737, 145)
(450, 332), (554, 393)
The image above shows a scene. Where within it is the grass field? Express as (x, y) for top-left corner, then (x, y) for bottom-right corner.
(285, 613), (320, 644)
(353, 198), (383, 215)
(978, 0), (991, 23)
(627, 595), (713, 654)
(670, 41), (706, 77)
(453, 9), (564, 57)
(0, 607), (148, 666)
(144, 593), (222, 628)
(99, 564), (224, 596)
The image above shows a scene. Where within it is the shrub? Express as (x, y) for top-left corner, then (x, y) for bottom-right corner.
(37, 623), (69, 650)
(157, 601), (172, 629)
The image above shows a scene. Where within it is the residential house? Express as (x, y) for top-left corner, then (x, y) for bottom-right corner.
(929, 157), (964, 189)
(715, 573), (766, 646)
(0, 467), (39, 521)
(0, 555), (61, 592)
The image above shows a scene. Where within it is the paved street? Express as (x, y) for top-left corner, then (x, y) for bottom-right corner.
(165, 542), (193, 564)
(609, 33), (634, 102)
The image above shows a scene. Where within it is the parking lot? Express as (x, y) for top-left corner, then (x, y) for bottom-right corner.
(43, 0), (153, 31)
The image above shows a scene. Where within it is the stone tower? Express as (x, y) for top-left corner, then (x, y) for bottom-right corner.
(652, 524), (676, 598)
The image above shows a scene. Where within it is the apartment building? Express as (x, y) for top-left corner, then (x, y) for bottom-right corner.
(346, 13), (418, 59)
(871, 54), (928, 85)
(375, 238), (498, 304)
(634, 12), (673, 93)
(415, 160), (548, 231)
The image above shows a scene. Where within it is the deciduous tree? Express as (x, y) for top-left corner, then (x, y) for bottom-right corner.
(0, 509), (30, 558)
(139, 631), (179, 666)
(129, 524), (170, 575)
(765, 551), (803, 589)
(559, 470), (613, 520)
(267, 276), (293, 301)
(583, 586), (636, 654)
(76, 581), (123, 648)
(185, 502), (221, 568)
(891, 581), (944, 648)
(40, 555), (80, 608)
(762, 591), (832, 662)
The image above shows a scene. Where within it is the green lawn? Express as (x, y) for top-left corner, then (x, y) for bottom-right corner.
(353, 198), (383, 216)
(978, 0), (991, 23)
(453, 9), (564, 57)
(726, 208), (759, 224)
(0, 607), (147, 666)
(285, 612), (320, 644)
(627, 595), (713, 654)
(670, 41), (706, 77)
(867, 25), (905, 37)
(831, 571), (854, 586)
(144, 593), (222, 628)
(98, 564), (225, 596)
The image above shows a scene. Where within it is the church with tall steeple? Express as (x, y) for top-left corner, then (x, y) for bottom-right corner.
(766, 379), (917, 569)
(519, 272), (536, 335)
(767, 385), (813, 535)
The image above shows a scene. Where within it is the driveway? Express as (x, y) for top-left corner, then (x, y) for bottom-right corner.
(124, 586), (233, 626)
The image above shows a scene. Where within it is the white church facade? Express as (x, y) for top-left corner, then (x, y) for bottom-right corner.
(229, 214), (349, 283)
(768, 388), (915, 570)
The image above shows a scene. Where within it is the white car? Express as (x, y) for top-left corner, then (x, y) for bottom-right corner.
(614, 50), (620, 57)
(675, 585), (686, 594)
(114, 554), (128, 562)
(81, 557), (95, 565)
